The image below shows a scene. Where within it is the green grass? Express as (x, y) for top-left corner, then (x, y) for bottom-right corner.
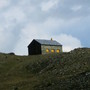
(0, 48), (90, 90)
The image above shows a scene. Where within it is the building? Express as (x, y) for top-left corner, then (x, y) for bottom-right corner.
(28, 39), (62, 55)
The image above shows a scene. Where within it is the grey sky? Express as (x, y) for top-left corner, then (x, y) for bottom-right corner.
(0, 0), (90, 55)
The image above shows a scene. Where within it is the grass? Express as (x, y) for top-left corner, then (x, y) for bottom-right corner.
(0, 48), (90, 90)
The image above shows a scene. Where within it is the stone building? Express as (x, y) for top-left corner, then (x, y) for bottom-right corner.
(28, 39), (62, 55)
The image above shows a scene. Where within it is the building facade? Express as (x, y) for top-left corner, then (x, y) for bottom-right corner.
(28, 39), (62, 55)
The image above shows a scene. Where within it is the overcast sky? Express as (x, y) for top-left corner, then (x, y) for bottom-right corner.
(0, 0), (90, 55)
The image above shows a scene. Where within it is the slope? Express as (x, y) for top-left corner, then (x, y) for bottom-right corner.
(0, 48), (90, 90)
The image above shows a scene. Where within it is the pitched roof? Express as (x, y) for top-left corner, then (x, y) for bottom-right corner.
(34, 39), (62, 46)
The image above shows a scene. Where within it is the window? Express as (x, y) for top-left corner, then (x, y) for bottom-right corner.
(46, 49), (49, 53)
(51, 49), (55, 53)
(56, 49), (60, 53)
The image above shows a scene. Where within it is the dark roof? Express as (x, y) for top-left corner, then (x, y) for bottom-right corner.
(34, 39), (62, 46)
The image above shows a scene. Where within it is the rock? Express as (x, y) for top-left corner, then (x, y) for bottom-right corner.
(8, 52), (15, 55)
(86, 72), (90, 76)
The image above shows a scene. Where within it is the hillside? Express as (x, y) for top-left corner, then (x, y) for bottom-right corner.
(0, 48), (90, 90)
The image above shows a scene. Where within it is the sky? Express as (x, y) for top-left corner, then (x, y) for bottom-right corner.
(0, 0), (90, 55)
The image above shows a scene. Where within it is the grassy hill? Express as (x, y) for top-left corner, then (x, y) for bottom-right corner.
(0, 48), (90, 90)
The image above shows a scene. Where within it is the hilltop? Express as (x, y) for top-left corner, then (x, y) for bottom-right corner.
(0, 48), (90, 90)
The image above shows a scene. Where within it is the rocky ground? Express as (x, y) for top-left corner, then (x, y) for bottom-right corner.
(0, 48), (90, 90)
